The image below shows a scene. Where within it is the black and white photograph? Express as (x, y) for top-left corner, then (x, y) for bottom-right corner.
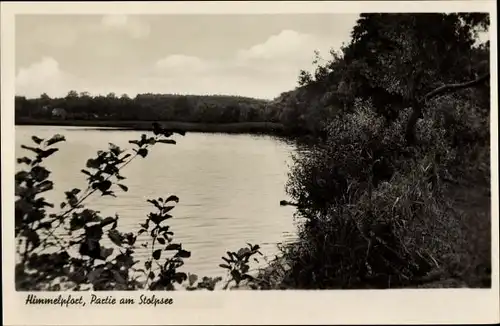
(2, 1), (499, 325)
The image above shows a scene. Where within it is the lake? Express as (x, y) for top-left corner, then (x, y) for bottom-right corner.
(15, 125), (298, 281)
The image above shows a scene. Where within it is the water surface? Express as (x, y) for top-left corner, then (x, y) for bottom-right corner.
(15, 126), (298, 279)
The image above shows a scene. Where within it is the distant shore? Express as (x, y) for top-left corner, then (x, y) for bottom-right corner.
(15, 118), (287, 135)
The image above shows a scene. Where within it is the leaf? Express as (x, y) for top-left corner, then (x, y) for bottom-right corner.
(94, 180), (112, 192)
(86, 158), (101, 169)
(21, 145), (42, 154)
(101, 217), (116, 228)
(31, 166), (51, 182)
(125, 233), (136, 246)
(15, 171), (30, 183)
(137, 148), (148, 158)
(37, 199), (54, 208)
(112, 270), (126, 284)
(148, 213), (168, 225)
(219, 264), (231, 270)
(157, 139), (176, 145)
(158, 226), (170, 233)
(31, 136), (44, 144)
(103, 164), (119, 175)
(17, 157), (32, 165)
(81, 169), (92, 176)
(138, 229), (147, 235)
(165, 195), (180, 203)
(165, 243), (181, 251)
(237, 247), (250, 259)
(87, 267), (104, 284)
(100, 247), (114, 260)
(79, 238), (102, 259)
(145, 261), (152, 270)
(101, 190), (116, 197)
(162, 206), (175, 213)
(172, 129), (186, 136)
(176, 249), (191, 258)
(39, 148), (59, 159)
(149, 271), (155, 279)
(147, 199), (161, 210)
(152, 249), (162, 260)
(120, 153), (132, 162)
(117, 184), (128, 192)
(129, 140), (140, 146)
(241, 274), (254, 281)
(38, 221), (52, 229)
(45, 134), (66, 146)
(108, 143), (123, 156)
(152, 123), (163, 135)
(140, 220), (150, 229)
(231, 269), (241, 283)
(157, 238), (166, 245)
(188, 273), (198, 286)
(174, 272), (187, 284)
(108, 229), (124, 247)
(37, 180), (54, 193)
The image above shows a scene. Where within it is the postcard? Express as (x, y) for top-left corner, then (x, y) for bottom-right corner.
(2, 1), (498, 325)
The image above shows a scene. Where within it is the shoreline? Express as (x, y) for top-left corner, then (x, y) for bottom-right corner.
(15, 118), (288, 135)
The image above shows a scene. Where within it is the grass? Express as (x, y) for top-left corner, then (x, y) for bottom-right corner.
(254, 174), (491, 289)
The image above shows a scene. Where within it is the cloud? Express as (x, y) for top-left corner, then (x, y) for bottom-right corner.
(238, 30), (309, 60)
(154, 30), (331, 77)
(15, 55), (296, 100)
(16, 29), (347, 100)
(15, 57), (94, 98)
(16, 57), (69, 98)
(155, 54), (212, 73)
(100, 15), (150, 39)
(236, 29), (332, 68)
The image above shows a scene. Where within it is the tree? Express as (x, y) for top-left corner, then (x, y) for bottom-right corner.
(66, 90), (79, 99)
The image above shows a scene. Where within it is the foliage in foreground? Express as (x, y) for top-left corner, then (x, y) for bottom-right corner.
(15, 124), (262, 291)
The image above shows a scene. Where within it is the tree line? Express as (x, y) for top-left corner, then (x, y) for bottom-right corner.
(15, 92), (280, 124)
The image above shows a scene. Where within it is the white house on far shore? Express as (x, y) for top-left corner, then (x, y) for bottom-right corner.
(51, 108), (67, 119)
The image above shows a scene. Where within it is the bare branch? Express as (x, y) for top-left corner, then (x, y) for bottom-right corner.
(424, 73), (490, 102)
(405, 72), (490, 145)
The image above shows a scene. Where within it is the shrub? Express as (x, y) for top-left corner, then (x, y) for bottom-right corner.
(272, 93), (490, 289)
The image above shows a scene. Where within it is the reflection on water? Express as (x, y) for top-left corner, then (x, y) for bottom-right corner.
(15, 126), (298, 278)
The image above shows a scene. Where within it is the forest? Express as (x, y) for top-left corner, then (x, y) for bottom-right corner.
(15, 13), (492, 290)
(15, 93), (272, 124)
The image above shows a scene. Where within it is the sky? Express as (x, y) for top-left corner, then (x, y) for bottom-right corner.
(15, 14), (359, 100)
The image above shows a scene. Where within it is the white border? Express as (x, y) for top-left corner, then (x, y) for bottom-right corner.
(2, 1), (499, 325)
